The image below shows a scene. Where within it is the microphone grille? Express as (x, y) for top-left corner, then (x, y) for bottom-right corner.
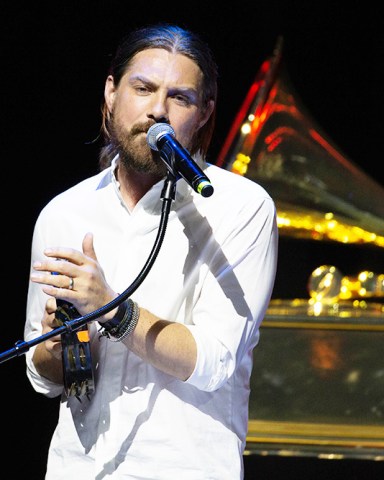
(147, 123), (175, 151)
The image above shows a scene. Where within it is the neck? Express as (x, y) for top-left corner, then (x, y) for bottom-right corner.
(116, 163), (163, 211)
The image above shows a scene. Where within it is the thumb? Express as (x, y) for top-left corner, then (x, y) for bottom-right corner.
(82, 232), (98, 261)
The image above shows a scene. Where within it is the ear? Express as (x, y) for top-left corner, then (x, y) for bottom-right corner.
(104, 75), (116, 113)
(198, 100), (215, 129)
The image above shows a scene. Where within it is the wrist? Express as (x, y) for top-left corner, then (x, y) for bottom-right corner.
(100, 300), (128, 331)
(99, 299), (139, 342)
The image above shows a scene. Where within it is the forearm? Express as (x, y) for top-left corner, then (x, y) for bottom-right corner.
(122, 307), (197, 381)
(32, 342), (64, 385)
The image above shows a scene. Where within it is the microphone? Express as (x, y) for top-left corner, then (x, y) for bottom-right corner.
(146, 123), (214, 198)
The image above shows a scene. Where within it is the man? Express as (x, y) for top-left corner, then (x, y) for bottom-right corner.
(25, 23), (278, 479)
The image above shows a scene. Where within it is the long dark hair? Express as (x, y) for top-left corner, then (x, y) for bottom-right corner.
(99, 23), (218, 170)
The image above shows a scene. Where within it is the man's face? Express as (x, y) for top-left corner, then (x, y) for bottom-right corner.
(104, 48), (213, 176)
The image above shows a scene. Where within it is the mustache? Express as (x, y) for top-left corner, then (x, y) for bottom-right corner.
(130, 121), (157, 136)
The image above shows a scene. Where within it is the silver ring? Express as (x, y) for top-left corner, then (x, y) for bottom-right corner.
(68, 277), (74, 290)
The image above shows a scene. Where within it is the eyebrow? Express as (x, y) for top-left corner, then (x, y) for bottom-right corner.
(128, 75), (155, 88)
(128, 75), (199, 100)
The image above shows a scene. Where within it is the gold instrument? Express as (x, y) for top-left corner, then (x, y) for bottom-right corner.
(219, 39), (384, 458)
(217, 37), (384, 248)
(217, 37), (384, 318)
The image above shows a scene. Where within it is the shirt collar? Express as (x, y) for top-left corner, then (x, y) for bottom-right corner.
(109, 153), (206, 212)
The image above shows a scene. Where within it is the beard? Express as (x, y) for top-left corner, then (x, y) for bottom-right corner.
(109, 117), (167, 178)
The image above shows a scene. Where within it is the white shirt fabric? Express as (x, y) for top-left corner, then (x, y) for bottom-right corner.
(24, 157), (278, 480)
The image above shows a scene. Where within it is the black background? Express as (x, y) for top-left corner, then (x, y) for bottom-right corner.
(1, 1), (383, 478)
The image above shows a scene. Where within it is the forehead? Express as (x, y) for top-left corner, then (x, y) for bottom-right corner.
(126, 48), (204, 87)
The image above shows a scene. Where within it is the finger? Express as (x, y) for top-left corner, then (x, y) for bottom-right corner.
(50, 342), (63, 360)
(30, 271), (73, 291)
(32, 258), (67, 274)
(42, 310), (61, 332)
(33, 258), (78, 283)
(82, 232), (97, 261)
(46, 297), (57, 314)
(41, 285), (75, 302)
(42, 247), (85, 267)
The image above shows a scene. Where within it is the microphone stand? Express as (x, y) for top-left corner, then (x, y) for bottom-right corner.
(0, 172), (177, 365)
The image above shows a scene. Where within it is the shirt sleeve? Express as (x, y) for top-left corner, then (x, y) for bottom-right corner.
(24, 214), (64, 398)
(185, 196), (278, 392)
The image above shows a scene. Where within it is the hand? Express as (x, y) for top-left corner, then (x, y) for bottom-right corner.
(30, 232), (118, 318)
(40, 297), (64, 360)
(31, 296), (65, 382)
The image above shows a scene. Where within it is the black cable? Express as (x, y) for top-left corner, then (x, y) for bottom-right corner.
(0, 173), (177, 363)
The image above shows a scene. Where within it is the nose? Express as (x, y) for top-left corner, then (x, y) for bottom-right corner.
(146, 93), (169, 124)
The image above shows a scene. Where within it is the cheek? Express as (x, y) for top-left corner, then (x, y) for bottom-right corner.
(170, 109), (202, 142)
(113, 94), (145, 123)
(178, 118), (204, 147)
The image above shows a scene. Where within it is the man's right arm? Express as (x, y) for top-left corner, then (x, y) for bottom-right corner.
(32, 299), (64, 385)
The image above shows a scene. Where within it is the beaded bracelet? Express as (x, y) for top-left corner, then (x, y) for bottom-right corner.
(111, 300), (139, 342)
(99, 298), (139, 342)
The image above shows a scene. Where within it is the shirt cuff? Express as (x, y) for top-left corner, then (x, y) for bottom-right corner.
(25, 347), (63, 398)
(184, 325), (234, 392)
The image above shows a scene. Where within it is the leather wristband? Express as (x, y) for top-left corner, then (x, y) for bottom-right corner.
(100, 300), (128, 331)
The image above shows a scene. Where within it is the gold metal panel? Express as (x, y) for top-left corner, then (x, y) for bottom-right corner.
(247, 315), (384, 460)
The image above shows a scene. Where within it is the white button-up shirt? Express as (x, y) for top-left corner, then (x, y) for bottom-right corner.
(24, 157), (278, 479)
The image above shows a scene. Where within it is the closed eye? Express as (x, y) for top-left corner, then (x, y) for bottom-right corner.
(172, 93), (193, 106)
(134, 85), (151, 95)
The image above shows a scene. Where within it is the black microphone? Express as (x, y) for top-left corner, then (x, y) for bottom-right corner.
(146, 123), (214, 197)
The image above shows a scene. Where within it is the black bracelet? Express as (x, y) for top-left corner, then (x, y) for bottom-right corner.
(98, 299), (139, 342)
(108, 300), (139, 342)
(100, 300), (129, 332)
